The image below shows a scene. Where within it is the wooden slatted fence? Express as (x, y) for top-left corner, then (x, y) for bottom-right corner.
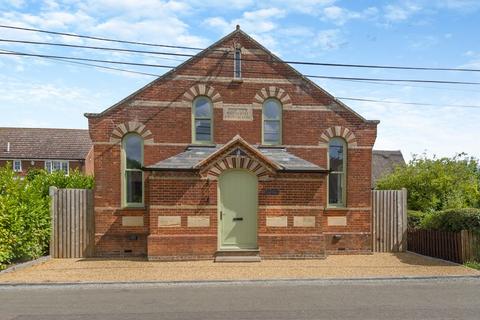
(408, 229), (480, 264)
(372, 188), (408, 252)
(49, 187), (94, 258)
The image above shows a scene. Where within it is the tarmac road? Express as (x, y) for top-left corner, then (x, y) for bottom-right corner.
(1, 278), (479, 320)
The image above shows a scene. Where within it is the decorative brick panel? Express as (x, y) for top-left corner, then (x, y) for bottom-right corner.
(158, 216), (182, 227)
(266, 216), (288, 227)
(327, 216), (347, 226)
(293, 216), (316, 227)
(187, 216), (210, 227)
(121, 216), (144, 227)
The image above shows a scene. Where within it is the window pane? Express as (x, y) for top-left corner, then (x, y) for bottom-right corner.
(45, 161), (52, 173)
(126, 171), (143, 203)
(13, 161), (21, 172)
(264, 99), (281, 120)
(264, 120), (280, 143)
(61, 162), (68, 174)
(125, 135), (142, 169)
(195, 119), (211, 141)
(329, 173), (344, 205)
(194, 97), (212, 117)
(329, 141), (344, 172)
(234, 50), (241, 78)
(52, 161), (61, 171)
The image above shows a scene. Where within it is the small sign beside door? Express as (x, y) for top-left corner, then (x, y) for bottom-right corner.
(264, 188), (280, 195)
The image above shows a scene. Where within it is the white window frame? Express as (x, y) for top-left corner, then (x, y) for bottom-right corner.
(45, 160), (69, 175)
(13, 160), (22, 172)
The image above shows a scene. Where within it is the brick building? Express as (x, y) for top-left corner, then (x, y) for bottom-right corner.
(0, 127), (93, 176)
(86, 27), (379, 260)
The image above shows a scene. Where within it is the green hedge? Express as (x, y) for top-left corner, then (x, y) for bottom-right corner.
(420, 208), (480, 233)
(407, 210), (427, 230)
(0, 165), (93, 269)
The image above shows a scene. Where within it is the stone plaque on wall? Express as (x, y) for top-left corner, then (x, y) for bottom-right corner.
(223, 106), (253, 121)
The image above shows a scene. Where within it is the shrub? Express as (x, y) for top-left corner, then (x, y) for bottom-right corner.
(0, 165), (93, 269)
(420, 208), (480, 233)
(407, 210), (427, 230)
(376, 153), (480, 212)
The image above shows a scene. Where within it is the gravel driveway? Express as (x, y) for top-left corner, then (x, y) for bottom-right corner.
(1, 252), (478, 283)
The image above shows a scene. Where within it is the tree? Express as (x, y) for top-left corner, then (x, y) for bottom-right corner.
(376, 153), (480, 212)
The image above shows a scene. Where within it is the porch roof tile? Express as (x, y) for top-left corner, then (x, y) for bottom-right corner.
(144, 145), (326, 172)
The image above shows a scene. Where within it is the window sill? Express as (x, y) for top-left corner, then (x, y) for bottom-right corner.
(258, 144), (284, 149)
(121, 206), (146, 211)
(231, 78), (243, 83)
(325, 206), (348, 211)
(188, 143), (217, 148)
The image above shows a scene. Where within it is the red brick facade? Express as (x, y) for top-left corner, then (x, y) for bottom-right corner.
(86, 28), (378, 260)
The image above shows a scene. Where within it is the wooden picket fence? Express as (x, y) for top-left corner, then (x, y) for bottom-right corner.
(372, 189), (408, 252)
(408, 229), (480, 264)
(49, 187), (94, 258)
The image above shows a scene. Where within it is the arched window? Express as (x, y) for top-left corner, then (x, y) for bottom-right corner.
(122, 133), (143, 207)
(262, 99), (282, 145)
(192, 96), (213, 144)
(328, 137), (346, 206)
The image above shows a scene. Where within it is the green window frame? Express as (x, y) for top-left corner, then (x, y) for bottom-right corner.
(122, 133), (144, 207)
(262, 98), (282, 145)
(192, 96), (213, 144)
(328, 137), (347, 207)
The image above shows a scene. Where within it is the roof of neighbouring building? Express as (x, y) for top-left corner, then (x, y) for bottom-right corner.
(146, 146), (327, 172)
(372, 150), (406, 187)
(0, 127), (92, 160)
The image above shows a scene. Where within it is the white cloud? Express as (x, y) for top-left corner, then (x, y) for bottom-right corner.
(243, 8), (286, 20)
(384, 3), (422, 22)
(205, 8), (285, 35)
(0, 0), (25, 8)
(436, 0), (480, 12)
(79, 0), (190, 18)
(261, 0), (337, 15)
(321, 5), (378, 25)
(0, 75), (110, 128)
(409, 35), (439, 50)
(313, 29), (345, 50)
(460, 51), (480, 69)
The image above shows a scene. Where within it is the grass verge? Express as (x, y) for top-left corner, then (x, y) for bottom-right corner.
(464, 261), (480, 270)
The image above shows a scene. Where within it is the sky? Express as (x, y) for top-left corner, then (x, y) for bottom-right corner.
(0, 0), (479, 160)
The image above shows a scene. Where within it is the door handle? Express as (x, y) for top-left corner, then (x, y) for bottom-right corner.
(220, 211), (223, 220)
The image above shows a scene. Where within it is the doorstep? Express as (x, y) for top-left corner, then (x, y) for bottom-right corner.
(214, 249), (261, 262)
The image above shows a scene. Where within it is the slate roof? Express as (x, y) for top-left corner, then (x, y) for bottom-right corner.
(146, 146), (327, 172)
(0, 127), (92, 160)
(372, 150), (405, 187)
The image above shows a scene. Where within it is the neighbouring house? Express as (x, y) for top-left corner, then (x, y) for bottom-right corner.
(0, 127), (93, 176)
(372, 150), (406, 187)
(85, 26), (379, 260)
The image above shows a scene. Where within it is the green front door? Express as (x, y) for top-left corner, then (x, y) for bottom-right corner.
(218, 169), (258, 250)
